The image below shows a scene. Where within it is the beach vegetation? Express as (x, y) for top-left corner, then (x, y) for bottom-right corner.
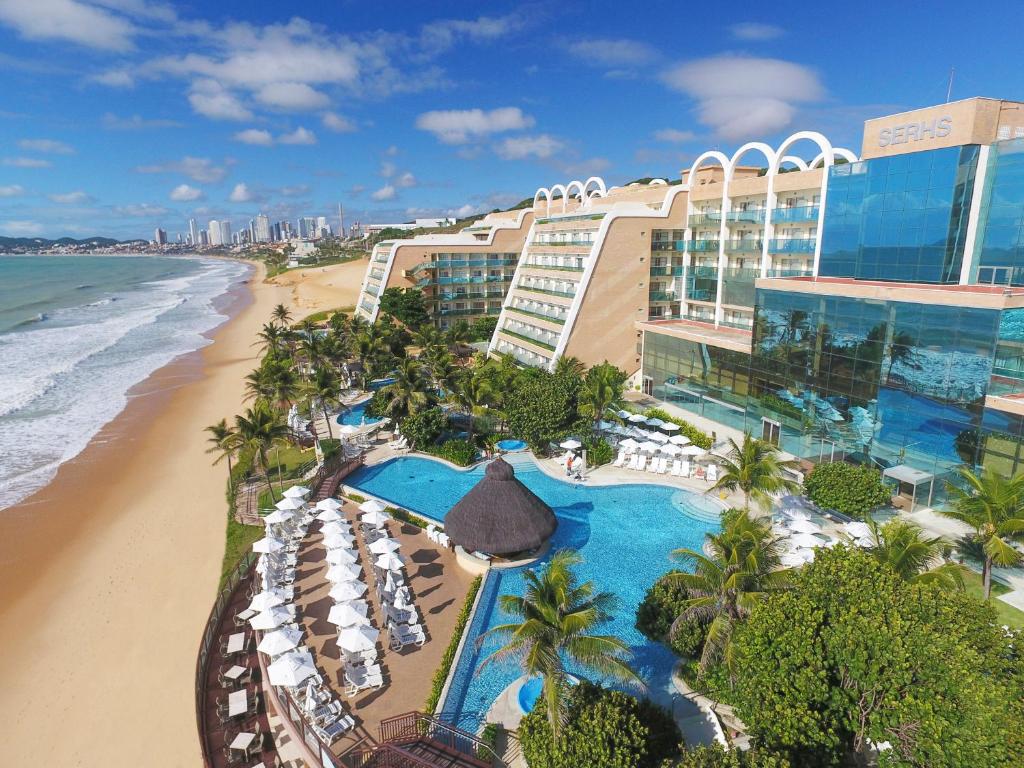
(478, 549), (642, 737)
(234, 402), (290, 502)
(503, 367), (588, 450)
(581, 435), (614, 466)
(635, 570), (708, 657)
(670, 744), (791, 767)
(448, 371), (493, 442)
(518, 681), (682, 768)
(378, 357), (432, 420)
(803, 462), (891, 519)
(204, 418), (239, 478)
(302, 366), (340, 439)
(710, 433), (801, 513)
(425, 575), (482, 714)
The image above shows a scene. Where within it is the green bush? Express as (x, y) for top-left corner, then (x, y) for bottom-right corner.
(504, 368), (588, 449)
(673, 744), (792, 767)
(803, 461), (891, 519)
(388, 506), (431, 530)
(643, 408), (712, 449)
(636, 571), (707, 658)
(345, 492), (366, 503)
(427, 439), (477, 466)
(582, 435), (615, 466)
(363, 389), (391, 419)
(477, 723), (502, 760)
(401, 407), (449, 449)
(425, 576), (482, 713)
(319, 438), (341, 461)
(519, 681), (683, 768)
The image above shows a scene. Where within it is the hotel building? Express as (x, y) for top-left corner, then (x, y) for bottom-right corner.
(492, 97), (1024, 499)
(354, 208), (533, 328)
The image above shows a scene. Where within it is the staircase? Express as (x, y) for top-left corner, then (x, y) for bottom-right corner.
(351, 712), (497, 768)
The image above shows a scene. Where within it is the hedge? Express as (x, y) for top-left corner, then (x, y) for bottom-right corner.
(424, 575), (483, 714)
(643, 408), (712, 449)
(636, 571), (708, 658)
(388, 505), (431, 530)
(803, 461), (892, 519)
(426, 438), (477, 467)
(582, 435), (615, 466)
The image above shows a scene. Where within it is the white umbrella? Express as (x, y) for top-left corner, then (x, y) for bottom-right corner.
(338, 625), (379, 653)
(326, 563), (361, 582)
(853, 535), (875, 548)
(375, 552), (405, 571)
(339, 424), (359, 436)
(267, 650), (316, 687)
(323, 532), (356, 549)
(559, 438), (582, 450)
(315, 498), (343, 511)
(368, 537), (401, 555)
(330, 581), (368, 601)
(315, 509), (344, 523)
(359, 499), (387, 514)
(844, 521), (872, 539)
(249, 605), (292, 631)
(637, 441), (661, 453)
(627, 413), (648, 423)
(618, 438), (640, 451)
(283, 485), (311, 499)
(645, 417), (665, 427)
(263, 509), (294, 525)
(257, 626), (303, 657)
(648, 431), (669, 444)
(659, 443), (682, 456)
(327, 602), (370, 627)
(791, 532), (825, 549)
(680, 445), (706, 456)
(326, 548), (358, 566)
(781, 550), (813, 567)
(320, 521), (350, 536)
(275, 497), (305, 512)
(252, 536), (285, 554)
(384, 570), (397, 594)
(661, 423), (680, 432)
(393, 589), (414, 610)
(248, 590), (285, 612)
(361, 510), (390, 527)
(789, 518), (823, 535)
(668, 433), (690, 445)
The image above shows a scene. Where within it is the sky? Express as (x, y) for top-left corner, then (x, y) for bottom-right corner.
(0, 0), (1021, 240)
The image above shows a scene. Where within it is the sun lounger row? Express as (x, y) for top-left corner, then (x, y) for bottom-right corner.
(611, 452), (719, 481)
(425, 524), (450, 548)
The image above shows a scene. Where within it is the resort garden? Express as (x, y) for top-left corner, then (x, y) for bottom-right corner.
(203, 299), (1024, 768)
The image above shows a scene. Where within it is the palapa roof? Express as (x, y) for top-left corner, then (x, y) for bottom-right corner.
(445, 458), (557, 556)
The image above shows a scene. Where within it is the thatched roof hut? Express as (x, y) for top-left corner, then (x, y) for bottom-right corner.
(445, 458), (557, 556)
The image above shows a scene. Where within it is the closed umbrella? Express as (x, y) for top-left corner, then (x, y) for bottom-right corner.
(668, 433), (690, 445)
(304, 680), (318, 714)
(368, 537), (401, 555)
(267, 650), (316, 687)
(249, 605), (292, 631)
(323, 532), (355, 549)
(258, 626), (303, 657)
(375, 552), (405, 571)
(789, 518), (823, 535)
(559, 438), (582, 450)
(283, 485), (311, 499)
(327, 602), (370, 627)
(315, 498), (343, 512)
(393, 589), (414, 611)
(326, 548), (358, 566)
(248, 590), (285, 612)
(252, 536), (285, 554)
(315, 509), (344, 523)
(275, 497), (305, 511)
(361, 510), (390, 527)
(330, 581), (368, 601)
(338, 625), (379, 653)
(359, 499), (387, 514)
(384, 570), (397, 594)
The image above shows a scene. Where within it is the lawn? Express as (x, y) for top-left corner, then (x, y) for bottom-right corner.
(265, 443), (316, 482)
(297, 305), (355, 325)
(960, 568), (1024, 629)
(220, 514), (263, 586)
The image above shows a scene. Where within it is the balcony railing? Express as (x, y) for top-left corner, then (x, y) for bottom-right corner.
(521, 262), (585, 272)
(768, 238), (816, 254)
(690, 265), (718, 278)
(438, 289), (506, 300)
(411, 257), (518, 271)
(359, 300), (376, 314)
(649, 265), (685, 276)
(648, 290), (678, 302)
(726, 209), (766, 224)
(370, 269), (385, 280)
(689, 239), (721, 252)
(689, 213), (721, 227)
(531, 239), (593, 247)
(437, 307), (502, 316)
(516, 285), (576, 299)
(505, 305), (566, 325)
(764, 268), (814, 278)
(771, 205), (819, 223)
(365, 284), (380, 296)
(500, 327), (557, 351)
(724, 239), (763, 253)
(652, 239), (686, 252)
(418, 275), (513, 287)
(719, 318), (754, 331)
(685, 312), (716, 324)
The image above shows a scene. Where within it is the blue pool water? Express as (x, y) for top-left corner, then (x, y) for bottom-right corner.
(518, 677), (542, 714)
(346, 454), (722, 731)
(336, 401), (381, 427)
(495, 439), (527, 451)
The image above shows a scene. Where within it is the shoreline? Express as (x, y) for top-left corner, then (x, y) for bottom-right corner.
(0, 256), (368, 765)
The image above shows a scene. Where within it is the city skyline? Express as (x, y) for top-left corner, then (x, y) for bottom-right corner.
(1, 0), (1022, 239)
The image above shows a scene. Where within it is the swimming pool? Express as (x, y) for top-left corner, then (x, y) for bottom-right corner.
(346, 454), (722, 732)
(336, 401), (381, 427)
(495, 439), (527, 452)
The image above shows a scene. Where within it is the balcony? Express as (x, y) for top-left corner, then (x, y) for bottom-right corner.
(764, 267), (813, 278)
(437, 307), (502, 316)
(724, 239), (763, 253)
(648, 290), (677, 302)
(505, 305), (566, 325)
(521, 261), (585, 273)
(726, 209), (766, 224)
(364, 284), (380, 296)
(689, 212), (721, 227)
(689, 239), (720, 252)
(690, 265), (718, 278)
(685, 312), (716, 324)
(531, 238), (593, 247)
(771, 205), (819, 223)
(370, 269), (385, 280)
(720, 268), (758, 308)
(418, 275), (513, 287)
(359, 300), (376, 314)
(768, 238), (816, 254)
(649, 265), (684, 277)
(652, 239), (686, 252)
(411, 257), (518, 271)
(516, 285), (576, 299)
(719, 318), (754, 331)
(500, 327), (556, 351)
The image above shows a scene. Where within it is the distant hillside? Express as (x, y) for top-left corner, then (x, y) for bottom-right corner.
(0, 235), (144, 250)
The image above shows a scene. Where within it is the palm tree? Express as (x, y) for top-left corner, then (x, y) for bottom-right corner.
(272, 303), (292, 326)
(204, 418), (239, 477)
(942, 467), (1024, 599)
(304, 367), (340, 439)
(669, 511), (789, 677)
(864, 518), (964, 590)
(478, 549), (641, 736)
(428, 353), (462, 400)
(553, 355), (585, 378)
(255, 322), (289, 358)
(452, 373), (492, 441)
(234, 402), (290, 502)
(381, 357), (430, 420)
(709, 433), (800, 513)
(244, 358), (299, 411)
(578, 365), (626, 429)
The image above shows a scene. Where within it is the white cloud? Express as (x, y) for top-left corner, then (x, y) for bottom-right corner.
(228, 183), (253, 202)
(661, 55), (825, 140)
(0, 0), (137, 51)
(188, 79), (253, 121)
(3, 157), (52, 168)
(558, 157), (611, 177)
(114, 203), (171, 217)
(566, 38), (659, 66)
(322, 112), (356, 133)
(91, 68), (135, 88)
(396, 172), (416, 188)
(233, 128), (274, 146)
(418, 13), (524, 56)
(379, 161), (396, 179)
(18, 138), (74, 154)
(49, 190), (92, 204)
(0, 184), (24, 197)
(279, 184), (309, 197)
(415, 107), (534, 145)
(371, 185), (396, 201)
(169, 184), (203, 201)
(255, 82), (330, 111)
(730, 22), (785, 41)
(136, 156), (229, 183)
(452, 203), (476, 218)
(494, 134), (564, 161)
(1, 219), (44, 236)
(653, 128), (696, 143)
(278, 126), (316, 145)
(384, 145), (399, 157)
(102, 112), (181, 129)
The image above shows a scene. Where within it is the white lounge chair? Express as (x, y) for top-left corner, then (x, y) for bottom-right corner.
(706, 464), (719, 483)
(659, 457), (671, 474)
(627, 455), (640, 470)
(647, 456), (660, 474)
(671, 460), (683, 476)
(435, 532), (450, 548)
(612, 451), (627, 467)
(680, 460), (691, 478)
(389, 621), (426, 649)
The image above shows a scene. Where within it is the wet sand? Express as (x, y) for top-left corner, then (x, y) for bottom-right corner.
(0, 257), (366, 766)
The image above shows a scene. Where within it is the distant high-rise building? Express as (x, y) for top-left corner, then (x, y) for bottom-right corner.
(280, 221), (293, 240)
(200, 229), (209, 246)
(298, 216), (317, 239)
(255, 213), (271, 243)
(188, 218), (199, 246)
(154, 227), (167, 245)
(207, 219), (221, 246)
(316, 216), (331, 238)
(219, 220), (232, 246)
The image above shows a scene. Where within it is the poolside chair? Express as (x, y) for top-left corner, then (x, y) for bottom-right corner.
(660, 458), (671, 474)
(706, 464), (719, 483)
(647, 456), (660, 474)
(634, 456), (646, 472)
(671, 460), (682, 476)
(436, 532), (450, 548)
(612, 451), (627, 467)
(680, 460), (691, 478)
(627, 454), (639, 470)
(390, 621), (427, 649)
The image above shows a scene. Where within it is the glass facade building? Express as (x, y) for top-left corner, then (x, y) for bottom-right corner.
(977, 138), (1024, 285)
(818, 146), (980, 283)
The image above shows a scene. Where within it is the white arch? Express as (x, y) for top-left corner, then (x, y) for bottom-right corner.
(582, 176), (606, 197)
(533, 187), (550, 213)
(770, 131), (833, 176)
(549, 183), (568, 214)
(647, 178), (668, 186)
(727, 141), (776, 182)
(779, 155), (808, 171)
(565, 179), (586, 205)
(686, 150), (730, 184)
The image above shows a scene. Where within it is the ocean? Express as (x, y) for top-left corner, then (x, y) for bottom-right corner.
(0, 254), (252, 511)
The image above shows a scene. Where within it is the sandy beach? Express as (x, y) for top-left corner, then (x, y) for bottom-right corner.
(0, 256), (367, 766)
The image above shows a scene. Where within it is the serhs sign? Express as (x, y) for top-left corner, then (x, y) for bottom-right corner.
(879, 116), (952, 147)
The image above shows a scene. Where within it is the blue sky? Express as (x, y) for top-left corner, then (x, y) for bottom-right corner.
(0, 0), (1021, 240)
